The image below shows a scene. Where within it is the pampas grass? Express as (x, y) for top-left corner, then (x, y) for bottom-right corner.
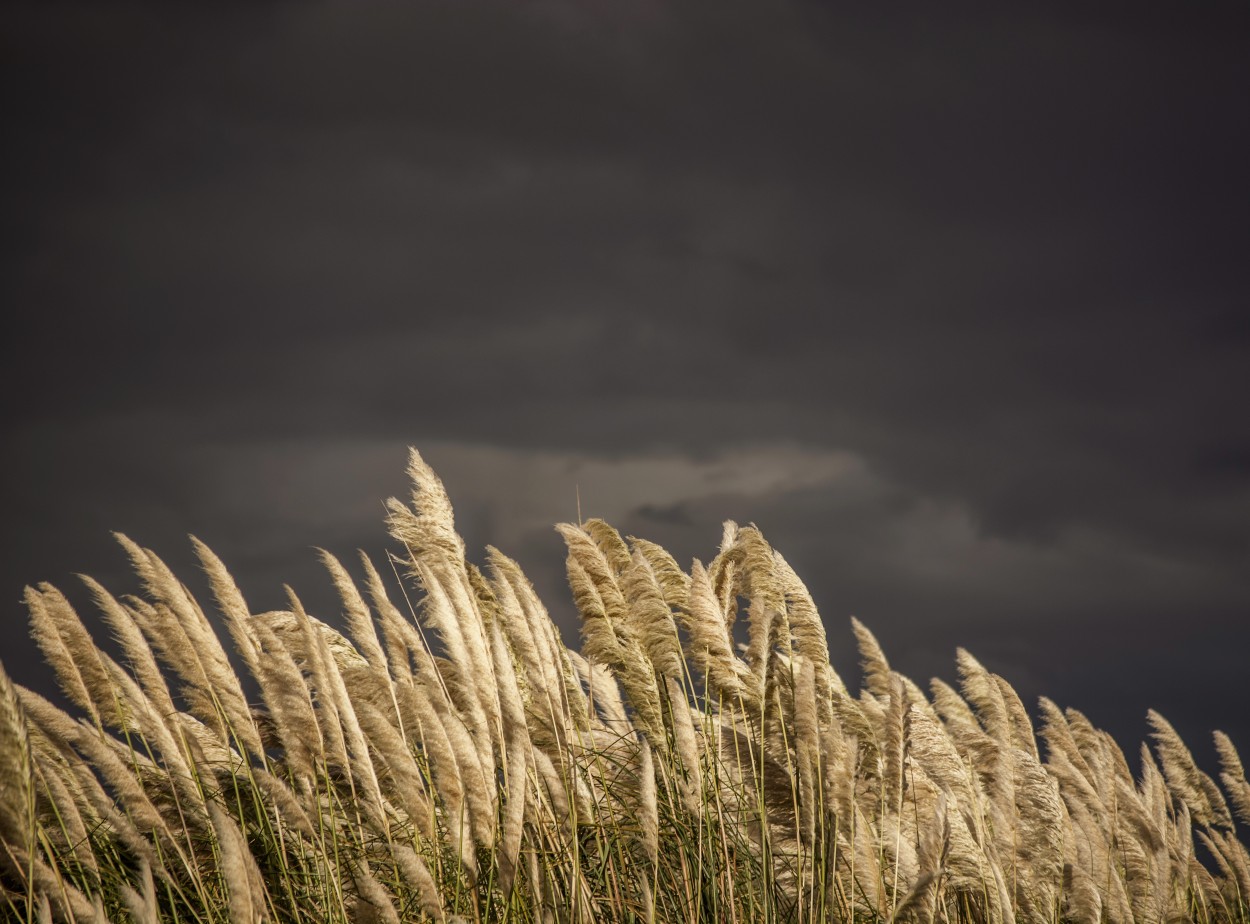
(2, 447), (1248, 923)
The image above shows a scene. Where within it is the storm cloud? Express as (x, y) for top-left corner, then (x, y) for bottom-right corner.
(3, 0), (1248, 765)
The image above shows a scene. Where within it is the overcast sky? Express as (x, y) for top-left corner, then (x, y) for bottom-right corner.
(4, 0), (1248, 768)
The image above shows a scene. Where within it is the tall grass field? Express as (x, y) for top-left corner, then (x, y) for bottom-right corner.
(2, 449), (1247, 923)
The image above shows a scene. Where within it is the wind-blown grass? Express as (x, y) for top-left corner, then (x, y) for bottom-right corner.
(2, 448), (1247, 923)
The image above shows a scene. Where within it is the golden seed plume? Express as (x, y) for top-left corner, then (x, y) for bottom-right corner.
(1214, 731), (1250, 826)
(209, 801), (269, 923)
(0, 660), (35, 861)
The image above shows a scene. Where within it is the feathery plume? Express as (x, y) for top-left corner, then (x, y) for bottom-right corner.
(0, 660), (35, 863)
(993, 674), (1038, 760)
(561, 532), (665, 742)
(386, 447), (466, 562)
(122, 537), (262, 756)
(353, 867), (402, 924)
(1214, 731), (1250, 826)
(684, 560), (755, 709)
(583, 518), (632, 577)
(623, 550), (685, 679)
(489, 618), (531, 897)
(191, 535), (263, 682)
(627, 536), (690, 611)
(1148, 709), (1233, 830)
(79, 575), (178, 732)
(121, 859), (159, 924)
(26, 584), (112, 728)
(209, 801), (269, 923)
(319, 549), (388, 672)
(956, 648), (1009, 745)
(850, 617), (891, 702)
(391, 843), (446, 922)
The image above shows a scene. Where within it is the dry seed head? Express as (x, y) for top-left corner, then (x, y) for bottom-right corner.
(492, 551), (579, 738)
(410, 559), (496, 760)
(26, 584), (111, 727)
(684, 560), (755, 709)
(1149, 708), (1233, 830)
(582, 518), (632, 577)
(627, 536), (691, 610)
(31, 748), (98, 874)
(1214, 730), (1250, 826)
(79, 575), (179, 730)
(319, 548), (388, 672)
(490, 618), (531, 898)
(247, 618), (322, 780)
(209, 801), (268, 923)
(850, 616), (891, 702)
(353, 868), (402, 924)
(0, 660), (34, 858)
(774, 551), (838, 697)
(665, 674), (704, 813)
(387, 447), (466, 562)
(391, 843), (446, 922)
(190, 535), (262, 681)
(956, 648), (1010, 745)
(636, 738), (659, 866)
(121, 859), (159, 924)
(623, 550), (685, 678)
(562, 535), (665, 741)
(992, 673), (1038, 760)
(136, 543), (256, 741)
(1037, 696), (1096, 790)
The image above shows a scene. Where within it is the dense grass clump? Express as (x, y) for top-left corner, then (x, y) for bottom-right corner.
(2, 449), (1248, 923)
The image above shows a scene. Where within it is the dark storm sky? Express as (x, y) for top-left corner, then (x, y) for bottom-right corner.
(3, 1), (1248, 768)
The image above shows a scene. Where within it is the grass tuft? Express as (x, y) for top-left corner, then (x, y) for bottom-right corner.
(2, 449), (1248, 923)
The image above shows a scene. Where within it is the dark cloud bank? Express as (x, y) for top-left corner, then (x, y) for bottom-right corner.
(3, 1), (1248, 767)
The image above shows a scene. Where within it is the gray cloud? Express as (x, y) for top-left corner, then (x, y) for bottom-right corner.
(3, 0), (1247, 767)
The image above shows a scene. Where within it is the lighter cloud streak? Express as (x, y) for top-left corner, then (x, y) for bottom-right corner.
(196, 437), (865, 554)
